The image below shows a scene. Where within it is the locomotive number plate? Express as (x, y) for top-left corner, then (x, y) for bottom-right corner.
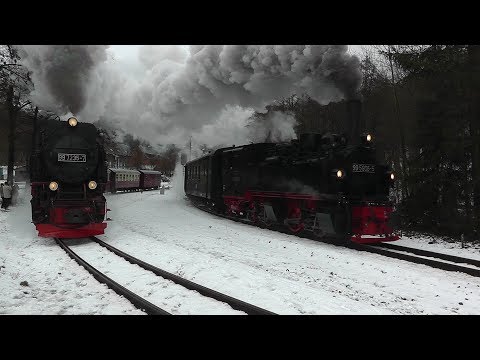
(58, 153), (86, 162)
(352, 163), (375, 173)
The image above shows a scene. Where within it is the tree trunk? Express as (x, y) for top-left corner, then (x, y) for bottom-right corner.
(388, 50), (409, 200)
(468, 45), (480, 233)
(27, 106), (39, 184)
(7, 85), (16, 185)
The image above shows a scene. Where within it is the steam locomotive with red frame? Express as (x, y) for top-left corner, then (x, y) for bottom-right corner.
(30, 117), (108, 238)
(184, 101), (399, 244)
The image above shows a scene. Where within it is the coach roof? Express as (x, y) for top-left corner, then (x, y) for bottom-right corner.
(138, 170), (162, 175)
(109, 168), (141, 174)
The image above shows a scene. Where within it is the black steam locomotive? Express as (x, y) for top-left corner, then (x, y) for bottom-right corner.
(184, 101), (399, 243)
(30, 117), (108, 238)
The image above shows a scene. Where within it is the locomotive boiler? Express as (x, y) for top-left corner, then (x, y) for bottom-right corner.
(30, 117), (108, 238)
(184, 100), (399, 243)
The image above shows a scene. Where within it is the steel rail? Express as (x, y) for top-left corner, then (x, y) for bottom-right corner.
(189, 198), (480, 278)
(55, 238), (170, 315)
(90, 236), (276, 315)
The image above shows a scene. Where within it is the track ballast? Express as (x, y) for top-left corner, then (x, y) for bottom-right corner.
(56, 237), (276, 315)
(188, 197), (480, 278)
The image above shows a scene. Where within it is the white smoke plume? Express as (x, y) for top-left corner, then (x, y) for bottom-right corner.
(189, 105), (298, 158)
(15, 45), (361, 149)
(248, 111), (297, 143)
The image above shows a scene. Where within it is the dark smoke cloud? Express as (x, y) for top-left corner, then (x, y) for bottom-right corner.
(15, 45), (109, 114)
(15, 45), (362, 149)
(100, 45), (361, 146)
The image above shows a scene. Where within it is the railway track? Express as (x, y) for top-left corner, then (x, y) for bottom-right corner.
(354, 242), (480, 278)
(189, 198), (480, 278)
(56, 237), (276, 315)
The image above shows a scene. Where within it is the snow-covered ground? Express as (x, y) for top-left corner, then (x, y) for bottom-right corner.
(1, 168), (480, 314)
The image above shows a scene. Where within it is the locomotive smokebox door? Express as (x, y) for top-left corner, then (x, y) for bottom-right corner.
(64, 208), (89, 224)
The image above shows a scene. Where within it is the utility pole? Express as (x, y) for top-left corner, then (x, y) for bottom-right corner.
(32, 107), (38, 146)
(7, 85), (16, 185)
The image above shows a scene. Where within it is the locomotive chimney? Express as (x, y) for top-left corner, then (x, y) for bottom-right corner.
(346, 99), (364, 145)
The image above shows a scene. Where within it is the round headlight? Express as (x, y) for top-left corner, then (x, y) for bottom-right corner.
(390, 173), (395, 180)
(336, 170), (344, 178)
(49, 181), (58, 191)
(88, 181), (97, 190)
(366, 134), (372, 142)
(68, 117), (78, 127)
